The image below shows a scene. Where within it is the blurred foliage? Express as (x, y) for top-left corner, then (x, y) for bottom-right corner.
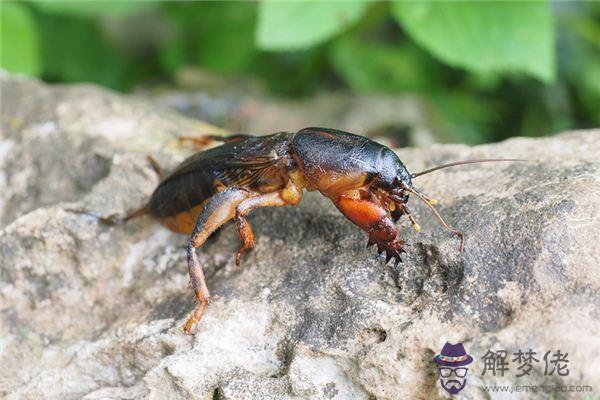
(1, 0), (599, 144)
(256, 2), (369, 51)
(1, 2), (41, 76)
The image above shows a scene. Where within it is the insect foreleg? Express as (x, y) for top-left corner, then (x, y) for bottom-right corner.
(234, 180), (303, 265)
(184, 187), (249, 334)
(334, 190), (405, 264)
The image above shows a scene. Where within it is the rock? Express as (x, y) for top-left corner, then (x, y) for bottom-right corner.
(1, 73), (599, 399)
(0, 72), (223, 227)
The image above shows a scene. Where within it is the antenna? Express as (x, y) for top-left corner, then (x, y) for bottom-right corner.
(411, 159), (526, 179)
(394, 185), (465, 251)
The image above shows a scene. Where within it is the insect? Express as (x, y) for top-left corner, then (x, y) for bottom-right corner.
(137, 127), (518, 333)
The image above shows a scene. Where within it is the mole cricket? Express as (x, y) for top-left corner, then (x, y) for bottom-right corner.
(127, 127), (519, 333)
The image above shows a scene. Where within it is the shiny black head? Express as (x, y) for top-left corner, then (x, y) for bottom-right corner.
(372, 147), (412, 202)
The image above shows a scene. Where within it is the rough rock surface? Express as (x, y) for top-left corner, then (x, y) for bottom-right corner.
(1, 73), (600, 400)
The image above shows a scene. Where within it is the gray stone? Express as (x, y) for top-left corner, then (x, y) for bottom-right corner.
(1, 74), (599, 399)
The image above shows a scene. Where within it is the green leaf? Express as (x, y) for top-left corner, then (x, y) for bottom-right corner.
(256, 1), (368, 51)
(573, 53), (600, 124)
(37, 14), (127, 89)
(194, 2), (257, 73)
(0, 2), (41, 76)
(433, 94), (498, 144)
(31, 1), (154, 17)
(160, 2), (258, 75)
(391, 1), (555, 82)
(330, 36), (440, 92)
(254, 49), (327, 95)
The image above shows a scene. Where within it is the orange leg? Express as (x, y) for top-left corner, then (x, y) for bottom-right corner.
(184, 188), (249, 334)
(234, 180), (303, 265)
(235, 216), (256, 265)
(178, 135), (219, 150)
(184, 181), (303, 333)
(334, 190), (405, 264)
(178, 134), (251, 150)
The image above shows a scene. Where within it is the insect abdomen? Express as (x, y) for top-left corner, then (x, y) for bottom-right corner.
(148, 170), (218, 234)
(148, 132), (295, 234)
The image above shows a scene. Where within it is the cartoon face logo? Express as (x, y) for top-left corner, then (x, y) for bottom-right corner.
(433, 342), (474, 395)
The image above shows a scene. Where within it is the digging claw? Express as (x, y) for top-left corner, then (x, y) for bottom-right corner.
(367, 235), (405, 265)
(386, 248), (403, 265)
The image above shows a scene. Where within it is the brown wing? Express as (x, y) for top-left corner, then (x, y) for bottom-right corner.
(149, 134), (292, 221)
(159, 132), (293, 191)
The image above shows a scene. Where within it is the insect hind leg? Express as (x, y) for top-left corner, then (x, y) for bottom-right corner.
(183, 187), (249, 334)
